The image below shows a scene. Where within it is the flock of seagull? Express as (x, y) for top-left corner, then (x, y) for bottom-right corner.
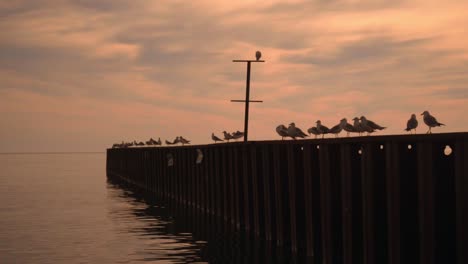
(112, 136), (191, 148)
(111, 111), (445, 147)
(275, 111), (444, 140)
(211, 130), (245, 143)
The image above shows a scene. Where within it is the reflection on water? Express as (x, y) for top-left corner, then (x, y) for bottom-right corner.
(106, 179), (207, 263)
(0, 153), (307, 263)
(107, 178), (306, 264)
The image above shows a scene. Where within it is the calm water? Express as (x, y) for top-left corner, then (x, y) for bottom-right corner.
(0, 153), (300, 263)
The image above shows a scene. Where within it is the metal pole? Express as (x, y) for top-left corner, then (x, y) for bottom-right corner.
(244, 61), (251, 142)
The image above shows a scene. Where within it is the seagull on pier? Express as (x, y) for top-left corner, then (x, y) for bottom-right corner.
(340, 118), (356, 137)
(212, 133), (224, 143)
(146, 139), (154, 146)
(276, 124), (289, 140)
(328, 122), (343, 137)
(316, 120), (330, 139)
(134, 140), (145, 146)
(360, 120), (376, 135)
(223, 131), (234, 142)
(360, 116), (386, 131)
(256, 51), (262, 61)
(307, 126), (320, 139)
(165, 139), (176, 145)
(231, 130), (244, 140)
(352, 117), (365, 136)
(179, 136), (191, 145)
(287, 123), (308, 140)
(173, 137), (182, 144)
(421, 111), (445, 134)
(405, 114), (418, 134)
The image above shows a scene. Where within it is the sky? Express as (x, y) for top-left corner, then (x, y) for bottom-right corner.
(1, 0), (467, 152)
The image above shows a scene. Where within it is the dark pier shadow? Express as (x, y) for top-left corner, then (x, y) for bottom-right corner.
(106, 177), (314, 264)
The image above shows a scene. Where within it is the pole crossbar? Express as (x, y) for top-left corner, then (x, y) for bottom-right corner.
(231, 100), (263, 103)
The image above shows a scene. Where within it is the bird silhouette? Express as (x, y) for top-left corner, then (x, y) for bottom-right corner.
(231, 130), (244, 140)
(256, 51), (262, 61)
(340, 118), (356, 137)
(212, 133), (223, 143)
(328, 122), (342, 137)
(421, 111), (444, 134)
(165, 139), (176, 145)
(287, 123), (308, 140)
(223, 131), (234, 142)
(360, 116), (386, 131)
(352, 117), (365, 136)
(405, 114), (418, 134)
(179, 136), (191, 145)
(155, 137), (162, 146)
(316, 120), (330, 139)
(307, 126), (320, 139)
(276, 124), (289, 140)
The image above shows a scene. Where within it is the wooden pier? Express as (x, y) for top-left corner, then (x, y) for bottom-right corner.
(106, 132), (468, 264)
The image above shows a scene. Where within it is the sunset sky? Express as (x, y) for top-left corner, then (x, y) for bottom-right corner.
(1, 0), (467, 152)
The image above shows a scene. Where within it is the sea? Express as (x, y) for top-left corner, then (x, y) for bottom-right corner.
(0, 153), (302, 264)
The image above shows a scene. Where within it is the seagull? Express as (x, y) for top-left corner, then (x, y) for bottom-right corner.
(212, 133), (224, 143)
(421, 110), (445, 134)
(352, 117), (365, 136)
(165, 139), (176, 145)
(155, 137), (162, 146)
(405, 114), (418, 134)
(223, 131), (234, 142)
(173, 136), (182, 144)
(276, 124), (289, 140)
(359, 119), (376, 135)
(360, 116), (386, 131)
(179, 136), (190, 145)
(316, 120), (330, 139)
(328, 122), (343, 137)
(134, 140), (145, 146)
(340, 118), (356, 137)
(231, 130), (244, 140)
(146, 139), (154, 145)
(307, 126), (320, 139)
(287, 122), (308, 140)
(255, 51), (262, 61)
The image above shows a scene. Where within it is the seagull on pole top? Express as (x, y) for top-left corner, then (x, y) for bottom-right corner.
(255, 51), (262, 61)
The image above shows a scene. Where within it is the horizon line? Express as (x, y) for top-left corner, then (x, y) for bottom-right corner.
(0, 151), (105, 155)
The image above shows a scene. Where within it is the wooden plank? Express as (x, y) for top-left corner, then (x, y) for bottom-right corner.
(262, 145), (273, 241)
(340, 144), (353, 264)
(303, 144), (315, 258)
(222, 147), (229, 223)
(226, 146), (234, 225)
(319, 144), (333, 264)
(455, 139), (468, 264)
(233, 146), (241, 229)
(385, 142), (401, 264)
(214, 147), (221, 217)
(287, 144), (298, 253)
(417, 142), (435, 264)
(251, 146), (261, 237)
(361, 143), (376, 264)
(242, 145), (251, 231)
(273, 144), (284, 246)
